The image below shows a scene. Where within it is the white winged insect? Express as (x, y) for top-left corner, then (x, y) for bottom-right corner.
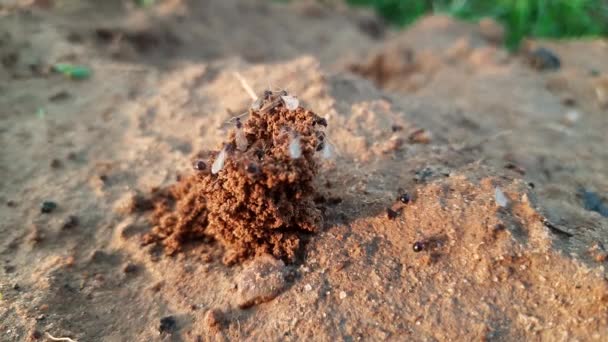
(321, 141), (333, 159)
(315, 135), (334, 159)
(212, 145), (227, 174)
(281, 95), (299, 111)
(314, 117), (337, 160)
(288, 133), (302, 159)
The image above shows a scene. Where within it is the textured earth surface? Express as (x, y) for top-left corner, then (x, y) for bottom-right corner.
(1, 0), (608, 341)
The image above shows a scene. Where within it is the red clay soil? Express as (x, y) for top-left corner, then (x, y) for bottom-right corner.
(144, 93), (327, 263)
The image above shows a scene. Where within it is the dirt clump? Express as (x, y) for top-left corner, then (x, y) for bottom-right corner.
(235, 254), (289, 308)
(143, 90), (328, 263)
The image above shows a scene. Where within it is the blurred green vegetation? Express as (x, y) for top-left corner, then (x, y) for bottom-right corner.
(345, 0), (608, 48)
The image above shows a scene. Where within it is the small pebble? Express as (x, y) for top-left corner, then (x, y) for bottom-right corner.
(40, 201), (57, 214)
(205, 309), (224, 332)
(304, 284), (312, 292)
(114, 191), (152, 214)
(528, 47), (561, 71)
(235, 254), (288, 308)
(561, 97), (576, 107)
(581, 190), (608, 217)
(478, 18), (505, 44)
(29, 330), (42, 340)
(399, 193), (410, 204)
(494, 187), (508, 208)
(50, 159), (62, 168)
(61, 215), (79, 230)
(339, 291), (347, 299)
(589, 243), (608, 262)
(65, 256), (75, 267)
(408, 128), (432, 144)
(123, 263), (138, 274)
(159, 315), (177, 334)
(49, 91), (70, 102)
(564, 110), (580, 124)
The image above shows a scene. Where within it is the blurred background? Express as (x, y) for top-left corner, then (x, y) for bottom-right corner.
(346, 0), (608, 48)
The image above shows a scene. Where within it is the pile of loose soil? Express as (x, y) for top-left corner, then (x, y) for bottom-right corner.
(144, 91), (328, 263)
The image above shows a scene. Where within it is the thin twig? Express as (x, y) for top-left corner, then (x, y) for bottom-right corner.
(45, 332), (77, 342)
(233, 72), (257, 101)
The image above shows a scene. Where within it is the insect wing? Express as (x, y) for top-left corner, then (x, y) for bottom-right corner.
(281, 95), (299, 111)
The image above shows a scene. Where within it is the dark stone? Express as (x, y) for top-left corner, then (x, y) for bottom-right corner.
(50, 159), (62, 168)
(528, 47), (561, 71)
(581, 189), (608, 217)
(123, 263), (138, 274)
(159, 315), (177, 334)
(40, 201), (57, 214)
(414, 167), (434, 183)
(357, 16), (386, 39)
(30, 330), (42, 340)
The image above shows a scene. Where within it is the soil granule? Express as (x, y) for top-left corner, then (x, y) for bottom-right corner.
(144, 92), (327, 263)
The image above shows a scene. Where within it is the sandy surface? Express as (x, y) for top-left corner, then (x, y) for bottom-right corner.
(1, 0), (608, 341)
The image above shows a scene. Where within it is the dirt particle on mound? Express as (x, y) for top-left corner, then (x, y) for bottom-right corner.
(144, 90), (327, 263)
(204, 309), (225, 332)
(589, 242), (608, 262)
(408, 128), (432, 144)
(114, 191), (153, 214)
(61, 215), (79, 230)
(122, 263), (138, 274)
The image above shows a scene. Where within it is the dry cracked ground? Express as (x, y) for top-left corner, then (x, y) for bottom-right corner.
(1, 0), (608, 341)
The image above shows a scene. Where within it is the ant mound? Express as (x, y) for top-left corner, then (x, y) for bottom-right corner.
(143, 91), (330, 264)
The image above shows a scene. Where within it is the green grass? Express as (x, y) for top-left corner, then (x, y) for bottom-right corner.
(346, 0), (608, 48)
